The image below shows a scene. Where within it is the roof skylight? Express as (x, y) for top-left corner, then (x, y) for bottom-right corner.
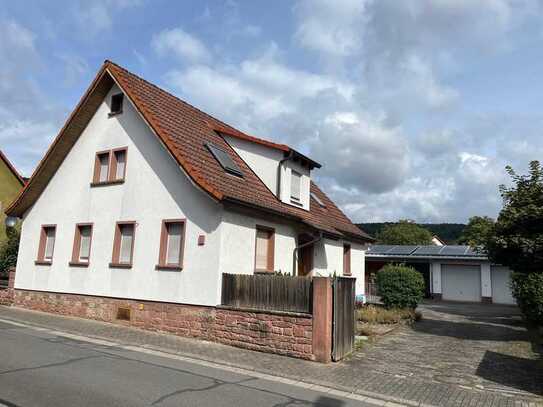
(205, 143), (243, 177)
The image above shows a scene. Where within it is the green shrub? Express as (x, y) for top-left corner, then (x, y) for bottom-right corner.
(376, 264), (425, 309)
(510, 272), (543, 325)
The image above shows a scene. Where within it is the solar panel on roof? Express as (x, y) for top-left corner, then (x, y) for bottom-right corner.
(440, 246), (469, 256)
(388, 245), (418, 255)
(367, 245), (395, 254)
(413, 246), (443, 256)
(205, 143), (243, 177)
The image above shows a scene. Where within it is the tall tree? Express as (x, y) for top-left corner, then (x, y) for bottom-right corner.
(377, 220), (433, 245)
(458, 216), (495, 247)
(486, 161), (543, 274)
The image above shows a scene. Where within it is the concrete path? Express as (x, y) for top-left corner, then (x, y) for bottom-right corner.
(0, 304), (541, 407)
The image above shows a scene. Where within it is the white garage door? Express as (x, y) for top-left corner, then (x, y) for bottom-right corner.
(442, 265), (481, 302)
(491, 266), (516, 305)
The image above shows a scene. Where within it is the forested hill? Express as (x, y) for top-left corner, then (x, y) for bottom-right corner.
(356, 223), (466, 244)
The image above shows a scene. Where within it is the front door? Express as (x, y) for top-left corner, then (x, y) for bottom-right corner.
(297, 235), (314, 277)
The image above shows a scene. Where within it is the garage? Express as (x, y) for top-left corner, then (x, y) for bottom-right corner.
(442, 264), (481, 302)
(491, 266), (516, 305)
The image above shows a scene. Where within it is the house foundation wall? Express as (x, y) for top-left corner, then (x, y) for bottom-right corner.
(11, 289), (314, 360)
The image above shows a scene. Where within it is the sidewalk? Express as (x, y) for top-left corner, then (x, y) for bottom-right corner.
(0, 305), (540, 407)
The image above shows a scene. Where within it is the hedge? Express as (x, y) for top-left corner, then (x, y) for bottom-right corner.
(511, 272), (543, 326)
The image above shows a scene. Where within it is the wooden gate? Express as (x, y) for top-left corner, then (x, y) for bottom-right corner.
(332, 277), (356, 361)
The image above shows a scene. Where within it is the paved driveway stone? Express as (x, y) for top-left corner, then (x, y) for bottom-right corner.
(347, 301), (543, 399)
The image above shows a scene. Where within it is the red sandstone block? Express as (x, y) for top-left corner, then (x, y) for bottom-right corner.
(296, 318), (312, 326)
(283, 328), (293, 336)
(293, 326), (305, 337)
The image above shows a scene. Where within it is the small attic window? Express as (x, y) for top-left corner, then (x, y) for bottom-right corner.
(109, 93), (124, 116)
(205, 143), (243, 177)
(310, 192), (326, 208)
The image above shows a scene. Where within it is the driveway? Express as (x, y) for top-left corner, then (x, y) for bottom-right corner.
(346, 301), (543, 399)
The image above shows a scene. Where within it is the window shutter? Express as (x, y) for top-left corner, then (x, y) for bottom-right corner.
(166, 222), (183, 265)
(114, 150), (126, 180)
(291, 171), (301, 201)
(79, 226), (92, 260)
(119, 224), (134, 263)
(255, 229), (269, 270)
(44, 228), (56, 260)
(99, 153), (109, 182)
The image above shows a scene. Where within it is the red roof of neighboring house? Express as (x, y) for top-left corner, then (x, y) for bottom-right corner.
(6, 60), (372, 242)
(0, 150), (25, 186)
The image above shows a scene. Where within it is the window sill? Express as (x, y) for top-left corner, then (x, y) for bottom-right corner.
(108, 110), (123, 117)
(35, 260), (52, 266)
(69, 261), (89, 268)
(90, 179), (125, 187)
(155, 265), (183, 271)
(109, 262), (132, 269)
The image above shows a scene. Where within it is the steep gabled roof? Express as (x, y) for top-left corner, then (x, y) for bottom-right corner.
(0, 150), (25, 186)
(6, 60), (372, 242)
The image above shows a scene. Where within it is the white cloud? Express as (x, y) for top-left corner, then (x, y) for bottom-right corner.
(72, 0), (142, 37)
(293, 0), (370, 56)
(152, 28), (211, 63)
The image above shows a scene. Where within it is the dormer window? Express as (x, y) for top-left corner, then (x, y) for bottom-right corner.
(290, 170), (301, 203)
(109, 93), (124, 116)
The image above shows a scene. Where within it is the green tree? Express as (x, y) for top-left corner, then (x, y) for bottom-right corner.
(486, 161), (543, 274)
(458, 216), (495, 247)
(376, 220), (433, 245)
(0, 227), (19, 277)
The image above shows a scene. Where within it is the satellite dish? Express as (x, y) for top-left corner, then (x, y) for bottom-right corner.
(5, 216), (17, 228)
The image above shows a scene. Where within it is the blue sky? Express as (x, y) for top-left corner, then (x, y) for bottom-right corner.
(2, 0), (543, 223)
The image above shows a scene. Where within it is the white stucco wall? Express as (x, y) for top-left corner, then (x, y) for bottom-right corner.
(220, 210), (298, 275)
(15, 84), (224, 306)
(223, 135), (311, 211)
(313, 238), (365, 296)
(223, 136), (283, 196)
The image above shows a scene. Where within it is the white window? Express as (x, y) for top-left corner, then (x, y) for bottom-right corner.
(166, 222), (183, 265)
(44, 228), (56, 261)
(113, 149), (127, 180)
(291, 170), (301, 202)
(98, 152), (110, 182)
(37, 225), (56, 264)
(119, 224), (134, 264)
(79, 225), (92, 261)
(158, 220), (185, 269)
(255, 227), (274, 272)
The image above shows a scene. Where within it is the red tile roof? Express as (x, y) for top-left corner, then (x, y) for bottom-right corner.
(6, 60), (372, 242)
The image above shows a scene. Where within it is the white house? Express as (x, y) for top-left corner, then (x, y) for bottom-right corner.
(6, 60), (373, 309)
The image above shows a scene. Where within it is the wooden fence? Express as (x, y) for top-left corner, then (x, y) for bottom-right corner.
(332, 277), (356, 361)
(221, 273), (312, 314)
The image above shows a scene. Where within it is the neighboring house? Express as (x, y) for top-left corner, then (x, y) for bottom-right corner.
(366, 245), (515, 305)
(6, 60), (373, 309)
(431, 235), (445, 246)
(0, 150), (25, 244)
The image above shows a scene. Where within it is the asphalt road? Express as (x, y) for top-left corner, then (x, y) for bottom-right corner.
(0, 320), (377, 407)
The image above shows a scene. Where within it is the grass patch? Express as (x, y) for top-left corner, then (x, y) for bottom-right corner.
(357, 305), (421, 325)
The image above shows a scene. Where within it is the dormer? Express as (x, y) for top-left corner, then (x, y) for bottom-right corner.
(220, 127), (320, 211)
